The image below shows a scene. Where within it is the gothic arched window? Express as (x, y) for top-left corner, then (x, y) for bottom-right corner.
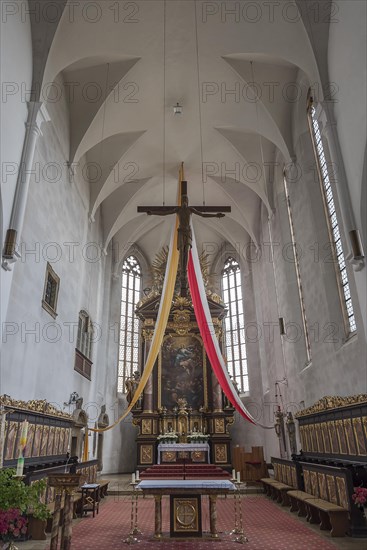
(222, 257), (248, 393)
(118, 255), (142, 393)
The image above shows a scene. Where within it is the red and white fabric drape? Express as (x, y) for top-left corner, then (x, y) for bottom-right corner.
(187, 220), (272, 429)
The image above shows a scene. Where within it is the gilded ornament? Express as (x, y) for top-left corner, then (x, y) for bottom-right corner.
(169, 309), (195, 335)
(0, 395), (72, 419)
(295, 394), (367, 418)
(142, 328), (154, 341)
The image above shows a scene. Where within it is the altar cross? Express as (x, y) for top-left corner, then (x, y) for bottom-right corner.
(138, 181), (231, 296)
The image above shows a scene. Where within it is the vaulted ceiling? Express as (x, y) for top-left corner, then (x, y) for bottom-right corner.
(38, 0), (322, 267)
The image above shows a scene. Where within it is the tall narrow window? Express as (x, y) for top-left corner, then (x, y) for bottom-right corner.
(74, 310), (93, 380)
(118, 256), (141, 393)
(283, 174), (312, 362)
(76, 311), (93, 359)
(308, 101), (356, 334)
(222, 257), (248, 393)
(42, 263), (60, 318)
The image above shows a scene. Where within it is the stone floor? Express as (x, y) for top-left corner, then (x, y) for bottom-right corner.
(12, 474), (366, 550)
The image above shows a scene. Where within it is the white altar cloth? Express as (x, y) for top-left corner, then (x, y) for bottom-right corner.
(137, 479), (235, 490)
(157, 443), (210, 464)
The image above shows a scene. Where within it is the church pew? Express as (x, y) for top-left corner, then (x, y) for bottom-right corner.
(261, 457), (299, 506)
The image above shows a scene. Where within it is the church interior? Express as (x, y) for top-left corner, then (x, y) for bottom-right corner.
(0, 0), (366, 548)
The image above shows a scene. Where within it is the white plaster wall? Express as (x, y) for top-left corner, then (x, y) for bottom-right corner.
(1, 76), (114, 463)
(0, 1), (33, 332)
(328, 0), (367, 232)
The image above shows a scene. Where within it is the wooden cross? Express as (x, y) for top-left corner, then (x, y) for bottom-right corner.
(138, 181), (231, 297)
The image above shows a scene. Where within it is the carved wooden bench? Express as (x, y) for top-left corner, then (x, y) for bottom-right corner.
(288, 463), (351, 537)
(261, 457), (299, 506)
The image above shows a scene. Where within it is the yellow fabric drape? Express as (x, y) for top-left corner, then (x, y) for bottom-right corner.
(89, 174), (183, 434)
(82, 429), (89, 461)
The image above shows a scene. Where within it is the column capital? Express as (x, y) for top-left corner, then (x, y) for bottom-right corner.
(142, 328), (154, 341)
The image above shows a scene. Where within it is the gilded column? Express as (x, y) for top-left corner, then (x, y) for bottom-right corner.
(142, 327), (154, 412)
(212, 325), (223, 412)
(212, 372), (223, 412)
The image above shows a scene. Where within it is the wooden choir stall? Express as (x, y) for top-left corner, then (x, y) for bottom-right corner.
(261, 394), (367, 538)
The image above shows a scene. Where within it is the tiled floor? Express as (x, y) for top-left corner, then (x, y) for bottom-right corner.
(12, 474), (367, 550)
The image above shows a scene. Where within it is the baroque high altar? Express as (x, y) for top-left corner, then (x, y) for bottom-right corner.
(129, 248), (235, 470)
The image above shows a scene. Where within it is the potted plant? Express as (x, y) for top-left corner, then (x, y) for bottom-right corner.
(0, 469), (29, 543)
(0, 469), (52, 542)
(26, 479), (51, 540)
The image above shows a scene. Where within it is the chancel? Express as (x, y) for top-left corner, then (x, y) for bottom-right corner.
(0, 0), (366, 548)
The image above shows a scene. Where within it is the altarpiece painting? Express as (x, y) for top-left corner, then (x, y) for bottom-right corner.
(160, 335), (205, 411)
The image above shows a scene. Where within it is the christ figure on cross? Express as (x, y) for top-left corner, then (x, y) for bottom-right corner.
(138, 181), (231, 296)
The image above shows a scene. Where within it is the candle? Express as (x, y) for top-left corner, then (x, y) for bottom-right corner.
(19, 420), (28, 448)
(237, 471), (241, 483)
(232, 469), (236, 479)
(136, 470), (140, 481)
(132, 473), (135, 484)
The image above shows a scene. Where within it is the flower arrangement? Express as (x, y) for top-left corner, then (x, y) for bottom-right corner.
(0, 509), (28, 542)
(157, 432), (178, 444)
(352, 487), (367, 508)
(187, 432), (209, 443)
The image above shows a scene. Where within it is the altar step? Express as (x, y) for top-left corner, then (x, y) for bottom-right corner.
(140, 464), (231, 479)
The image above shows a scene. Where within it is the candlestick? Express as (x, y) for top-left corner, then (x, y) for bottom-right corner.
(16, 456), (24, 477)
(237, 471), (241, 483)
(232, 469), (236, 479)
(131, 473), (135, 484)
(135, 470), (140, 481)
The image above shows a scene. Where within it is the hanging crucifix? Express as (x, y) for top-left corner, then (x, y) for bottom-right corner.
(138, 181), (231, 297)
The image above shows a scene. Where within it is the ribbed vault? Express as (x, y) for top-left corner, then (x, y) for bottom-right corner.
(35, 0), (322, 267)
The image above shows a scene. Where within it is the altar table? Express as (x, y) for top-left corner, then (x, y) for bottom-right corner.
(137, 479), (235, 539)
(157, 443), (210, 464)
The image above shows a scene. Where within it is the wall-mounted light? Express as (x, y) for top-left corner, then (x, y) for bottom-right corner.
(279, 317), (285, 335)
(173, 102), (182, 115)
(64, 392), (79, 407)
(349, 229), (365, 260)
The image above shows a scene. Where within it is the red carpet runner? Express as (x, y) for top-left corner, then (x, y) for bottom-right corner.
(62, 495), (339, 549)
